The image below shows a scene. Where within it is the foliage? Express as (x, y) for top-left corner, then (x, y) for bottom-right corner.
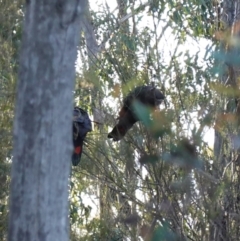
(0, 1), (23, 239)
(70, 0), (222, 240)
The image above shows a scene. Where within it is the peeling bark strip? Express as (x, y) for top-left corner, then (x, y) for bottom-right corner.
(8, 1), (85, 241)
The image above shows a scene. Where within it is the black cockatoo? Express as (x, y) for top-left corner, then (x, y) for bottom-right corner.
(108, 85), (165, 141)
(72, 107), (92, 166)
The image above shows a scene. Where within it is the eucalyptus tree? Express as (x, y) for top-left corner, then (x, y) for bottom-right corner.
(70, 1), (212, 241)
(70, 0), (240, 240)
(8, 1), (88, 241)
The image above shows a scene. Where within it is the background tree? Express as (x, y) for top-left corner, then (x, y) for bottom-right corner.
(210, 1), (240, 240)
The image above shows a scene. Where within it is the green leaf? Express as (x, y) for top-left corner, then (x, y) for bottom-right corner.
(139, 154), (159, 165)
(132, 100), (153, 127)
(151, 223), (179, 241)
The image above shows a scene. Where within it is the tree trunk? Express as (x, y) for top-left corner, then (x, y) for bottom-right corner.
(211, 1), (240, 240)
(8, 1), (85, 241)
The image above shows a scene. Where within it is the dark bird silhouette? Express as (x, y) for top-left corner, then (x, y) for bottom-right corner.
(72, 107), (92, 166)
(108, 85), (165, 141)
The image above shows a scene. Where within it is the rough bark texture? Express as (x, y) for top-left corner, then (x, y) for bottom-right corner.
(8, 1), (85, 241)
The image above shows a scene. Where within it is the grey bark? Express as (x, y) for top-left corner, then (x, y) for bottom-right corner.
(82, 12), (99, 65)
(8, 1), (86, 241)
